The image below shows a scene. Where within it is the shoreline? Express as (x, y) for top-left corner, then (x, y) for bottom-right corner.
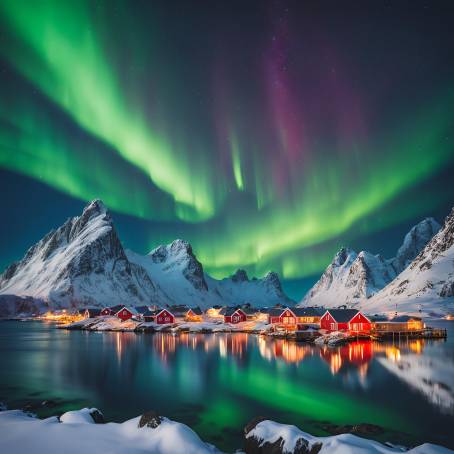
(1, 316), (450, 345)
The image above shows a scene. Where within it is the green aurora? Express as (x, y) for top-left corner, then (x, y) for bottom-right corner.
(0, 0), (453, 283)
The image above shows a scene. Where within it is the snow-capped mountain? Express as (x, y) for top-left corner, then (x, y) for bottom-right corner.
(0, 200), (293, 315)
(361, 209), (454, 316)
(0, 200), (166, 316)
(389, 217), (441, 274)
(298, 218), (440, 309)
(127, 240), (294, 309)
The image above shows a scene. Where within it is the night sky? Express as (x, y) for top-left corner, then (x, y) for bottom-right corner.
(0, 0), (453, 300)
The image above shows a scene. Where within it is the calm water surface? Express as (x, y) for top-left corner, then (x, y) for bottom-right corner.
(0, 320), (453, 451)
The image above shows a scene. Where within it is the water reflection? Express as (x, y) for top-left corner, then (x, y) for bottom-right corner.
(377, 340), (454, 414)
(1, 322), (453, 450)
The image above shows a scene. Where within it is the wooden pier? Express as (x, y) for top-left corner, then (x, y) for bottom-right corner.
(373, 327), (447, 341)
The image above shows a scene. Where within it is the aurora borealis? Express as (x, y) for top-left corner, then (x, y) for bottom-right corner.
(1, 0), (453, 297)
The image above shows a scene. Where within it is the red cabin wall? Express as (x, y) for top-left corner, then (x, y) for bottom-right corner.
(348, 312), (371, 332)
(117, 309), (133, 321)
(156, 310), (174, 324)
(320, 313), (334, 330)
(100, 308), (111, 316)
(278, 309), (296, 325)
(225, 311), (246, 324)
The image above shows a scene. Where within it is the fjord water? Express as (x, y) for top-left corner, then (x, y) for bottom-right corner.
(0, 321), (453, 451)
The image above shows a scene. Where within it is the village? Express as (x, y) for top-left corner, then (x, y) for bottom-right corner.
(53, 303), (448, 344)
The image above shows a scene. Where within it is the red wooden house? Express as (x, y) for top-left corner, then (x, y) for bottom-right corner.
(320, 309), (371, 333)
(268, 307), (297, 326)
(100, 307), (113, 316)
(115, 306), (138, 321)
(224, 308), (247, 324)
(143, 308), (175, 324)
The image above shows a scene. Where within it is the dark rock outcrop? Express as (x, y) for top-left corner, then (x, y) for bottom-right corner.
(244, 418), (322, 454)
(138, 410), (163, 429)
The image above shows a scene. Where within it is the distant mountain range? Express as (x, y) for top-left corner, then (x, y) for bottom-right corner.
(2, 199), (453, 317)
(299, 209), (454, 316)
(0, 200), (293, 316)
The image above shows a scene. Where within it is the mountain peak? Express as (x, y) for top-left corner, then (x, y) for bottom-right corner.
(299, 215), (442, 309)
(392, 217), (441, 273)
(231, 269), (249, 282)
(263, 271), (282, 289)
(333, 247), (356, 266)
(83, 199), (108, 217)
(170, 239), (193, 255)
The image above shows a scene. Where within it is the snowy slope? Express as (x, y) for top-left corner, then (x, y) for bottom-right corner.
(0, 200), (168, 315)
(0, 200), (293, 314)
(361, 209), (454, 316)
(299, 218), (440, 309)
(127, 242), (294, 309)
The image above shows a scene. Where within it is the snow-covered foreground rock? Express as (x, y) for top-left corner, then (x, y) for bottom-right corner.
(1, 408), (452, 454)
(299, 218), (440, 309)
(245, 419), (453, 454)
(0, 199), (293, 316)
(0, 408), (220, 454)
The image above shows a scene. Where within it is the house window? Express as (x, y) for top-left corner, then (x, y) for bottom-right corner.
(330, 323), (335, 330)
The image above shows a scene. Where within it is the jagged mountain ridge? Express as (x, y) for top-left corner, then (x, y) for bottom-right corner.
(127, 239), (294, 310)
(298, 217), (441, 308)
(361, 208), (454, 316)
(0, 200), (167, 315)
(0, 200), (293, 315)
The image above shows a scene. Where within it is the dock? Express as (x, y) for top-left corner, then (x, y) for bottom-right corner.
(373, 327), (447, 341)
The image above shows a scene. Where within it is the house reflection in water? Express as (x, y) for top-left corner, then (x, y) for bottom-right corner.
(319, 340), (373, 376)
(257, 337), (314, 364)
(219, 333), (248, 360)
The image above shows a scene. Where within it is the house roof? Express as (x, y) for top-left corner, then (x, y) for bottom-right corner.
(134, 306), (150, 314)
(189, 307), (203, 315)
(110, 305), (124, 314)
(115, 306), (139, 315)
(143, 309), (158, 317)
(169, 305), (190, 315)
(143, 308), (174, 317)
(268, 307), (290, 317)
(369, 315), (389, 322)
(242, 307), (258, 315)
(86, 308), (101, 316)
(293, 307), (323, 317)
(224, 307), (244, 316)
(391, 315), (422, 322)
(325, 309), (360, 323)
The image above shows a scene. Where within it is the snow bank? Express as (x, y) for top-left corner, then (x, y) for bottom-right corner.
(247, 420), (453, 454)
(0, 408), (221, 454)
(59, 407), (100, 424)
(1, 408), (452, 454)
